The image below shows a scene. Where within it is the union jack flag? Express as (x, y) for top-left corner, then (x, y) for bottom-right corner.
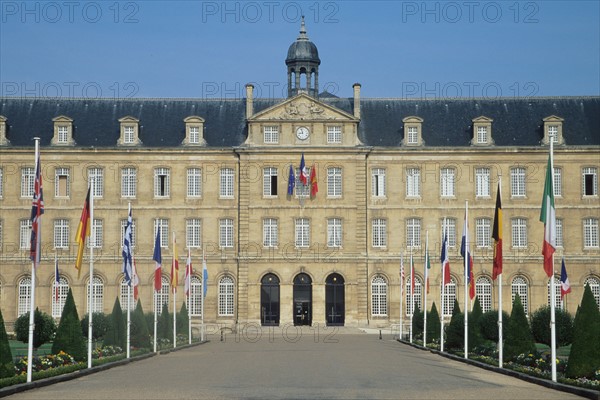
(30, 156), (44, 266)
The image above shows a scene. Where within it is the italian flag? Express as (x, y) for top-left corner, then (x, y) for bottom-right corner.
(540, 154), (556, 278)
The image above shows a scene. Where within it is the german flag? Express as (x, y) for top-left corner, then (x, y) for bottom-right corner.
(75, 188), (91, 278)
(492, 183), (503, 280)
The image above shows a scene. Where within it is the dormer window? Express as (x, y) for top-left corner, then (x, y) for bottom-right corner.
(0, 115), (8, 145)
(471, 116), (494, 146)
(118, 116), (141, 146)
(402, 116), (423, 146)
(51, 116), (75, 146)
(183, 116), (206, 146)
(542, 116), (564, 145)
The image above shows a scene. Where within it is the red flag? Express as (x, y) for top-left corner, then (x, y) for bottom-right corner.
(441, 234), (451, 286)
(74, 188), (91, 278)
(132, 257), (139, 301)
(184, 249), (193, 297)
(171, 234), (179, 293)
(310, 164), (318, 197)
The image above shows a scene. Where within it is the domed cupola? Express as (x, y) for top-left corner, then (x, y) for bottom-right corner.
(286, 16), (321, 98)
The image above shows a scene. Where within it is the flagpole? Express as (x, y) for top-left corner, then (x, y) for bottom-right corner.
(87, 178), (94, 369)
(173, 231), (177, 349)
(55, 253), (58, 302)
(188, 248), (192, 344)
(201, 247), (205, 342)
(423, 231), (428, 346)
(153, 287), (158, 353)
(126, 202), (131, 359)
(399, 253), (404, 340)
(464, 201), (469, 359)
(409, 250), (413, 344)
(498, 176), (503, 368)
(26, 137), (40, 383)
(441, 217), (446, 353)
(549, 134), (557, 382)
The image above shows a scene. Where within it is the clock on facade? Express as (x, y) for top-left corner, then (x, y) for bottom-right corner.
(296, 126), (310, 140)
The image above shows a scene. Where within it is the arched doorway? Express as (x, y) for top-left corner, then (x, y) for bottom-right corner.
(293, 273), (312, 326)
(261, 273), (280, 326)
(326, 273), (345, 326)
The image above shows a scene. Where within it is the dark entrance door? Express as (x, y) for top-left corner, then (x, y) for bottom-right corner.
(326, 273), (345, 326)
(293, 273), (312, 326)
(261, 273), (280, 326)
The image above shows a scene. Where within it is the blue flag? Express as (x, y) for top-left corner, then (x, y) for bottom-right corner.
(153, 229), (162, 291)
(122, 208), (133, 285)
(202, 254), (208, 298)
(287, 164), (295, 195)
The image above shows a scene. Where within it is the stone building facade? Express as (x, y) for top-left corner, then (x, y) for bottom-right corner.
(0, 21), (599, 333)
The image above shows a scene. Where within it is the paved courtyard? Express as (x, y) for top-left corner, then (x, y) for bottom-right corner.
(6, 327), (586, 399)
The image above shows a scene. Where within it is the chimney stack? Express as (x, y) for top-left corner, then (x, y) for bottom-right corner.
(353, 83), (361, 119)
(245, 84), (254, 119)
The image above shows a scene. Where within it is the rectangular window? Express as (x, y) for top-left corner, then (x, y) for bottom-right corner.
(154, 219), (169, 248)
(372, 219), (387, 248)
(512, 218), (527, 248)
(583, 167), (598, 196)
(556, 218), (563, 248)
(584, 218), (599, 248)
(220, 168), (234, 198)
(510, 167), (526, 197)
(477, 126), (487, 144)
(441, 218), (457, 247)
(372, 168), (386, 197)
(475, 167), (490, 197)
(57, 126), (69, 143)
(124, 126), (134, 143)
(295, 218), (310, 248)
(440, 168), (455, 197)
(476, 218), (491, 248)
(327, 126), (342, 143)
(553, 167), (562, 197)
(186, 218), (202, 248)
(263, 167), (278, 197)
(89, 219), (102, 248)
(121, 218), (136, 248)
(406, 218), (421, 248)
(187, 168), (202, 198)
(406, 168), (420, 197)
(548, 125), (558, 142)
(189, 126), (200, 144)
(327, 218), (342, 248)
(263, 126), (279, 143)
(219, 219), (234, 248)
(20, 220), (32, 249)
(55, 168), (70, 198)
(154, 168), (170, 198)
(88, 167), (103, 198)
(407, 126), (418, 144)
(121, 167), (137, 198)
(295, 167), (310, 198)
(327, 167), (342, 197)
(21, 167), (35, 197)
(54, 219), (69, 249)
(263, 218), (278, 248)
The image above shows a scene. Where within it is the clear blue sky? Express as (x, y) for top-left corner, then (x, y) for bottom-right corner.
(1, 0), (599, 99)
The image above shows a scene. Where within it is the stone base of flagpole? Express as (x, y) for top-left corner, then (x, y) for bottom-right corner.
(397, 339), (599, 400)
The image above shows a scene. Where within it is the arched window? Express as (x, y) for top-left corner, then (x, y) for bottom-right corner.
(584, 276), (600, 309)
(371, 275), (388, 316)
(511, 276), (529, 315)
(87, 276), (104, 314)
(18, 276), (31, 316)
(475, 276), (492, 313)
(218, 276), (234, 316)
(547, 275), (563, 309)
(52, 277), (69, 318)
(189, 276), (203, 316)
(441, 278), (456, 317)
(154, 276), (170, 314)
(406, 276), (423, 316)
(120, 277), (135, 312)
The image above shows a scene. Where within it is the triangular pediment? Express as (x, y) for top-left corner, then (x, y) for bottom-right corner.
(118, 116), (139, 123)
(472, 115), (493, 123)
(52, 115), (73, 123)
(249, 93), (358, 122)
(543, 115), (564, 122)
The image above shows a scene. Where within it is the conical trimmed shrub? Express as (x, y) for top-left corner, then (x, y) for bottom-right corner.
(131, 300), (151, 349)
(103, 297), (126, 349)
(504, 294), (535, 361)
(52, 289), (86, 361)
(426, 302), (441, 343)
(177, 302), (189, 336)
(158, 303), (172, 340)
(566, 284), (600, 378)
(412, 304), (424, 339)
(468, 297), (484, 351)
(445, 299), (463, 350)
(0, 309), (15, 378)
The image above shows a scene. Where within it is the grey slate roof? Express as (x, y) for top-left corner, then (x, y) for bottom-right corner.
(0, 96), (598, 148)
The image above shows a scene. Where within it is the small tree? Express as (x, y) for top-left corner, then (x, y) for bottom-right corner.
(177, 302), (189, 337)
(0, 309), (15, 378)
(531, 305), (573, 348)
(566, 285), (600, 378)
(479, 310), (510, 342)
(14, 308), (56, 349)
(81, 312), (111, 342)
(426, 302), (441, 344)
(411, 304), (424, 339)
(131, 300), (151, 349)
(445, 299), (463, 350)
(158, 303), (172, 340)
(504, 294), (535, 361)
(104, 297), (126, 349)
(52, 289), (86, 361)
(468, 297), (484, 351)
